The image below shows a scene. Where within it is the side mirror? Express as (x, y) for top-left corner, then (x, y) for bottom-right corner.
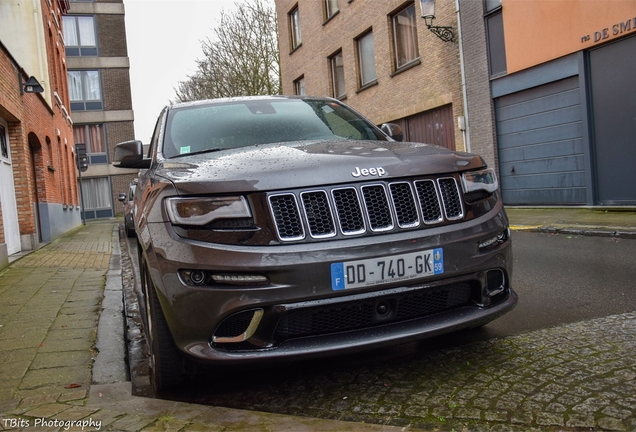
(381, 123), (404, 142)
(118, 193), (127, 202)
(113, 140), (151, 169)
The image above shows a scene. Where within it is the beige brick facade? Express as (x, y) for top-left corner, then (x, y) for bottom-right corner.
(275, 0), (466, 151)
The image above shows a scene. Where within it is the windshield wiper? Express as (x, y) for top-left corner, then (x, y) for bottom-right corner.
(175, 148), (231, 157)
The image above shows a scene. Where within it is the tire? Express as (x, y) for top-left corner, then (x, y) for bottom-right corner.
(141, 261), (184, 391)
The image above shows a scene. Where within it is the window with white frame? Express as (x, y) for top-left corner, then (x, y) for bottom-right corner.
(356, 31), (377, 87)
(325, 0), (339, 20)
(289, 6), (302, 51)
(392, 4), (419, 69)
(62, 15), (97, 56)
(73, 124), (107, 164)
(294, 76), (306, 95)
(68, 70), (103, 111)
(329, 51), (346, 98)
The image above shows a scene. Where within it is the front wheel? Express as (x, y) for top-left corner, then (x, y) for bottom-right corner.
(141, 262), (184, 391)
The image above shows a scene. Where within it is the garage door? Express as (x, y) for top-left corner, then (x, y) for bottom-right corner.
(495, 76), (586, 205)
(393, 104), (456, 150)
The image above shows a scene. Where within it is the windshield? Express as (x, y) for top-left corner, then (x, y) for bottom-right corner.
(162, 99), (387, 158)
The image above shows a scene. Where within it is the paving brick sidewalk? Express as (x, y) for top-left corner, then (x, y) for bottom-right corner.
(0, 222), (400, 432)
(0, 222), (112, 430)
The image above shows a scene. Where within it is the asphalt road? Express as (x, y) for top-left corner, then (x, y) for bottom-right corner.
(488, 231), (636, 337)
(124, 231), (636, 404)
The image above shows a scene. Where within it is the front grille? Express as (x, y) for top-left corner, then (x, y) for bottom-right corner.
(275, 282), (473, 338)
(268, 176), (464, 241)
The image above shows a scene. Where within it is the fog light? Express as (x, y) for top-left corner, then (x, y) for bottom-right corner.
(180, 270), (269, 287)
(211, 274), (269, 285)
(190, 270), (206, 284)
(479, 228), (509, 249)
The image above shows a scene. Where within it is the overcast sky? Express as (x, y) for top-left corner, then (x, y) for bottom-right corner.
(124, 0), (237, 143)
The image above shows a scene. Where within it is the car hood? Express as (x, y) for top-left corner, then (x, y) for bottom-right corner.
(155, 140), (486, 195)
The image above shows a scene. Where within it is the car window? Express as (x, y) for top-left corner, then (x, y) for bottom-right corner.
(128, 185), (136, 201)
(162, 99), (386, 158)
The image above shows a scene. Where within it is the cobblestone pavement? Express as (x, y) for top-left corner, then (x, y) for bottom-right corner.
(160, 312), (636, 431)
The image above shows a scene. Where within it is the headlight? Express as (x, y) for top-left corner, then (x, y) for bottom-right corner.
(462, 168), (498, 194)
(165, 196), (252, 226)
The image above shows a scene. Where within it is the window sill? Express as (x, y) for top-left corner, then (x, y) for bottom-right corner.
(289, 43), (302, 55)
(391, 58), (421, 77)
(323, 10), (339, 25)
(356, 80), (378, 94)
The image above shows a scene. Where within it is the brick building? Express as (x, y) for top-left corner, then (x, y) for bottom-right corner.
(276, 0), (636, 206)
(275, 0), (467, 154)
(1, 0), (79, 270)
(65, 0), (137, 220)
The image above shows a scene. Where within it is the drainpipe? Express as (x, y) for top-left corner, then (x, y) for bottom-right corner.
(455, 0), (471, 153)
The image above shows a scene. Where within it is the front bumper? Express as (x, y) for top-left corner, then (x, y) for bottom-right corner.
(142, 202), (515, 364)
(186, 287), (517, 364)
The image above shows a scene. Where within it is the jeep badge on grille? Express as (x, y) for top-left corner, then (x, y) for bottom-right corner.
(351, 166), (387, 177)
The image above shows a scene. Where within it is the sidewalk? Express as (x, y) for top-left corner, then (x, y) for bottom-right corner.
(507, 206), (636, 238)
(0, 209), (635, 431)
(0, 221), (402, 431)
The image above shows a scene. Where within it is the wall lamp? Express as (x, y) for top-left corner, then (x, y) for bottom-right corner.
(420, 0), (455, 42)
(19, 73), (44, 95)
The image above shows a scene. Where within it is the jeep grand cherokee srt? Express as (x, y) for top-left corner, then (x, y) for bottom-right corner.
(113, 96), (516, 391)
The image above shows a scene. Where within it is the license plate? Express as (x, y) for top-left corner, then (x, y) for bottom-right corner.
(330, 248), (444, 290)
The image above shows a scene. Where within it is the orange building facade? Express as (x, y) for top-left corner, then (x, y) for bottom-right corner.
(487, 0), (636, 205)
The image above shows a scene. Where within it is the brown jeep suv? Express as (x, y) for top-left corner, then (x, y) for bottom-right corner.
(114, 96), (516, 391)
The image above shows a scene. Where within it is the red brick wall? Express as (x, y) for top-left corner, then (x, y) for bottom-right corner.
(0, 0), (77, 239)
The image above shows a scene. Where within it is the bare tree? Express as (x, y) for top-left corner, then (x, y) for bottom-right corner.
(174, 0), (280, 102)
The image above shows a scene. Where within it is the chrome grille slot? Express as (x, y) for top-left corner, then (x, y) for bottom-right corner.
(301, 191), (336, 238)
(268, 193), (305, 241)
(414, 179), (444, 224)
(268, 176), (465, 242)
(438, 177), (464, 220)
(332, 188), (366, 235)
(361, 184), (394, 232)
(389, 182), (420, 228)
